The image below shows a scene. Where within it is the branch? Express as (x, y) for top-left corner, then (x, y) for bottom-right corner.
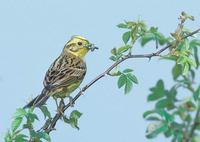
(43, 27), (200, 134)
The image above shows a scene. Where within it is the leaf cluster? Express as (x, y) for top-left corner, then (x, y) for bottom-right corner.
(5, 105), (83, 142)
(110, 11), (200, 142)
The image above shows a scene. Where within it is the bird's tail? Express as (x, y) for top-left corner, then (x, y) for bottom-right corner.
(23, 89), (50, 109)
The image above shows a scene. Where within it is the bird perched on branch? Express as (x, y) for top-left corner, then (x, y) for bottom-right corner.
(24, 36), (98, 109)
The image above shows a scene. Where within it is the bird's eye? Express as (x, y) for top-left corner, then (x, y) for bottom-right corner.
(77, 42), (82, 46)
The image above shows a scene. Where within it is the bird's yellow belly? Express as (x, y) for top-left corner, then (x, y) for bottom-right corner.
(49, 81), (82, 98)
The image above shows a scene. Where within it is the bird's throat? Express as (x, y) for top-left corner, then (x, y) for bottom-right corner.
(66, 49), (88, 59)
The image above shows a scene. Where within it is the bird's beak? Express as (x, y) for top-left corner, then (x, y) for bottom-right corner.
(85, 43), (99, 51)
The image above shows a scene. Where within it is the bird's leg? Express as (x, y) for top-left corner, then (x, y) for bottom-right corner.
(53, 97), (59, 109)
(68, 96), (74, 107)
(60, 98), (65, 106)
(56, 99), (65, 116)
(57, 99), (70, 123)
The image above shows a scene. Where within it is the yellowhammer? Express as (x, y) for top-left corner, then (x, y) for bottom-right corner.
(24, 35), (97, 108)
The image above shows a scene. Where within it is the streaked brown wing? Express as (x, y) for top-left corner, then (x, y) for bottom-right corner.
(43, 53), (86, 90)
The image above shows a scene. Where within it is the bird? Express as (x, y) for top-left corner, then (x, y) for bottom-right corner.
(23, 35), (98, 109)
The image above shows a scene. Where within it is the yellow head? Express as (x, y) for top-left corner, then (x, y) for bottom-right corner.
(63, 36), (92, 58)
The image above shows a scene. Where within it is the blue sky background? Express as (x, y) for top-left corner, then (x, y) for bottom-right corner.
(0, 0), (200, 141)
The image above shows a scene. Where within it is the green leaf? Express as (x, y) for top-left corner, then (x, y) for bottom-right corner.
(144, 27), (167, 46)
(37, 132), (51, 142)
(123, 68), (133, 73)
(172, 64), (182, 80)
(183, 63), (189, 76)
(70, 110), (82, 120)
(15, 134), (28, 142)
(70, 118), (79, 130)
(194, 46), (199, 68)
(40, 106), (51, 119)
(196, 117), (200, 131)
(176, 106), (189, 121)
(4, 131), (12, 142)
(194, 86), (200, 101)
(155, 98), (174, 110)
(181, 11), (195, 21)
(190, 69), (196, 80)
(117, 45), (132, 54)
(156, 32), (167, 45)
(111, 48), (117, 55)
(161, 55), (178, 61)
(187, 58), (197, 67)
(109, 56), (117, 61)
(117, 74), (127, 88)
(166, 87), (177, 110)
(141, 33), (155, 46)
(69, 110), (82, 130)
(23, 123), (33, 129)
(146, 116), (160, 121)
(117, 23), (128, 29)
(171, 122), (184, 130)
(122, 31), (131, 44)
(63, 115), (70, 123)
(126, 21), (136, 29)
(26, 113), (39, 123)
(126, 73), (138, 84)
(189, 41), (200, 69)
(29, 130), (37, 138)
(164, 128), (173, 138)
(143, 110), (156, 118)
(124, 79), (133, 94)
(190, 39), (200, 48)
(12, 117), (23, 132)
(162, 110), (174, 123)
(178, 39), (189, 50)
(146, 122), (168, 139)
(27, 107), (34, 113)
(149, 27), (158, 33)
(144, 109), (172, 122)
(14, 108), (26, 118)
(177, 56), (187, 65)
(148, 80), (166, 101)
(173, 131), (184, 142)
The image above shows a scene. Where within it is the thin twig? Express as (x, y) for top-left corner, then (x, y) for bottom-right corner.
(187, 108), (200, 142)
(43, 27), (200, 134)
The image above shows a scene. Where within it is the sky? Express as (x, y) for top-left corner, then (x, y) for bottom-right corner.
(0, 0), (200, 142)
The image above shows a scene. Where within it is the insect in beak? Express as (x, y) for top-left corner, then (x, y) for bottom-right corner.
(85, 43), (99, 51)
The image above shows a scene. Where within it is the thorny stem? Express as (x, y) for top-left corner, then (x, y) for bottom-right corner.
(42, 27), (200, 134)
